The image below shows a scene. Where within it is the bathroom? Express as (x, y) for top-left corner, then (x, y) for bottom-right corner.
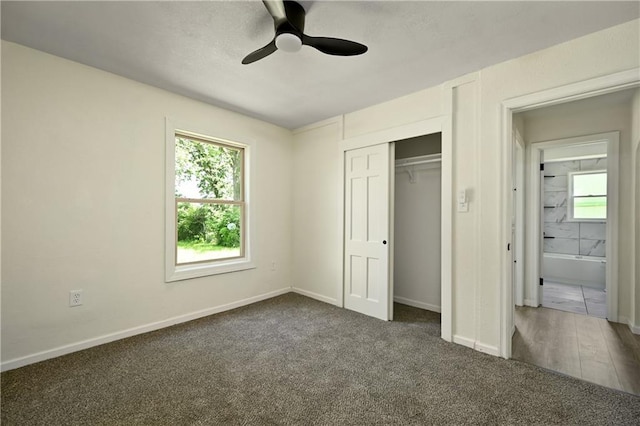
(541, 144), (607, 318)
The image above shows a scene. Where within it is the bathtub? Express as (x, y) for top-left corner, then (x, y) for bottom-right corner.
(542, 253), (606, 289)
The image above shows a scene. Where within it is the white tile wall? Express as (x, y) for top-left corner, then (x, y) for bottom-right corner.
(544, 206), (567, 223)
(544, 176), (568, 192)
(544, 222), (579, 238)
(544, 160), (579, 176)
(580, 223), (606, 240)
(544, 238), (580, 255)
(542, 158), (606, 258)
(544, 191), (567, 207)
(580, 239), (606, 257)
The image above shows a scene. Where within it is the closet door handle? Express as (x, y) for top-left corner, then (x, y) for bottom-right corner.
(382, 240), (387, 245)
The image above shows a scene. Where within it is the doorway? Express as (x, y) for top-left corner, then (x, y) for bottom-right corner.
(517, 130), (619, 319)
(500, 68), (639, 359)
(536, 136), (614, 318)
(507, 87), (640, 394)
(393, 134), (442, 317)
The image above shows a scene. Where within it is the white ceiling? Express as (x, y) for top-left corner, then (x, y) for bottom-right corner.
(2, 1), (638, 129)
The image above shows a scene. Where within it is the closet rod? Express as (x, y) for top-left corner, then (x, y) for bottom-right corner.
(396, 158), (442, 167)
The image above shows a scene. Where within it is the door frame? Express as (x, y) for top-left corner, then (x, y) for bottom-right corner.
(513, 130), (525, 307)
(500, 68), (640, 358)
(339, 115), (453, 341)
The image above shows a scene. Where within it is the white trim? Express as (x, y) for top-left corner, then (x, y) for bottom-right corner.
(164, 117), (257, 282)
(514, 133), (525, 307)
(440, 118), (453, 342)
(389, 143), (396, 321)
(499, 68), (639, 360)
(452, 335), (475, 349)
(292, 115), (342, 135)
(394, 296), (441, 313)
(1, 287), (291, 372)
(340, 114), (453, 342)
(523, 299), (538, 307)
(340, 118), (446, 152)
(475, 342), (500, 357)
(502, 69), (640, 112)
(618, 316), (640, 334)
(527, 142), (543, 309)
(291, 287), (338, 306)
(453, 335), (500, 356)
(605, 135), (620, 323)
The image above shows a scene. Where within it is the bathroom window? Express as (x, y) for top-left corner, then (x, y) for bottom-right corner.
(568, 170), (606, 221)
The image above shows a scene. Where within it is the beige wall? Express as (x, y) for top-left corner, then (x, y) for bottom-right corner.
(521, 97), (634, 321)
(1, 42), (294, 364)
(291, 119), (342, 303)
(292, 19), (639, 352)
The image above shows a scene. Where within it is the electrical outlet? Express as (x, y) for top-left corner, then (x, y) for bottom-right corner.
(69, 290), (83, 307)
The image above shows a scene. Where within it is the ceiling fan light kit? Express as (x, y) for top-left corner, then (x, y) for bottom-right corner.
(275, 33), (302, 52)
(242, 0), (368, 64)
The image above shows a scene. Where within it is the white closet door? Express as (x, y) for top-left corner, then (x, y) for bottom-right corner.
(344, 143), (391, 321)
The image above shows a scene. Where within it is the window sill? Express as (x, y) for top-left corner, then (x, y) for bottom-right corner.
(166, 259), (256, 282)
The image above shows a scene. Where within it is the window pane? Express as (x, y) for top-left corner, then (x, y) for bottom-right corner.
(176, 202), (242, 264)
(573, 173), (606, 196)
(175, 136), (242, 201)
(573, 196), (606, 219)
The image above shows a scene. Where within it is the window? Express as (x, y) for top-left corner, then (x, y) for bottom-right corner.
(166, 120), (254, 281)
(175, 134), (244, 264)
(568, 170), (607, 221)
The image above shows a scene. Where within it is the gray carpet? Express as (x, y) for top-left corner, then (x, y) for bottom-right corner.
(2, 293), (639, 425)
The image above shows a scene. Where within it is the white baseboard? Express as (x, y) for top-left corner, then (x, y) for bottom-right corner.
(475, 342), (500, 357)
(452, 335), (475, 349)
(393, 296), (441, 313)
(291, 287), (337, 306)
(618, 316), (640, 335)
(1, 287), (292, 372)
(524, 299), (538, 307)
(452, 335), (500, 357)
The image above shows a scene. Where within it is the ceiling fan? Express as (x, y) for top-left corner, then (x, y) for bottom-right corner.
(242, 0), (368, 64)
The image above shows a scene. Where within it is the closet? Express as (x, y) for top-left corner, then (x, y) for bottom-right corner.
(394, 133), (442, 313)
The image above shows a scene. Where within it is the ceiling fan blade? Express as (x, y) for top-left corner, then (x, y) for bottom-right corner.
(302, 35), (368, 56)
(262, 0), (288, 26)
(242, 40), (278, 64)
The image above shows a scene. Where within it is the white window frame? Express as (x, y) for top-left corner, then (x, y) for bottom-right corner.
(165, 118), (256, 282)
(567, 169), (607, 222)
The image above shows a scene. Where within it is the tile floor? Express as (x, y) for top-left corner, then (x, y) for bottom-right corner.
(542, 281), (606, 318)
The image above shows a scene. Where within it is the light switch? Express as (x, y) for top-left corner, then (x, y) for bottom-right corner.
(457, 189), (469, 212)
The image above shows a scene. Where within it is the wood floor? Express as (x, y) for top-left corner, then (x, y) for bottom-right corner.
(513, 306), (640, 395)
